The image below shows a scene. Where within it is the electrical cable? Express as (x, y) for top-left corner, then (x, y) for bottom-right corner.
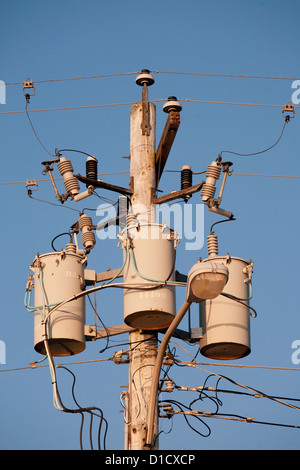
(27, 192), (81, 213)
(128, 247), (185, 287)
(6, 70), (300, 87)
(6, 71), (139, 86)
(86, 294), (111, 355)
(51, 232), (73, 251)
(2, 99), (299, 116)
(220, 291), (256, 316)
(209, 217), (236, 233)
(56, 148), (99, 163)
(219, 116), (290, 158)
(175, 360), (300, 412)
(159, 398), (211, 438)
(55, 365), (109, 450)
(25, 100), (56, 156)
(152, 70), (300, 81)
(35, 260), (110, 449)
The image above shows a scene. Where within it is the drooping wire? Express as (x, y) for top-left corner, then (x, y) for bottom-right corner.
(27, 192), (81, 213)
(51, 232), (73, 252)
(56, 148), (99, 163)
(55, 365), (109, 450)
(219, 116), (290, 159)
(159, 398), (212, 438)
(25, 99), (56, 157)
(210, 217), (236, 233)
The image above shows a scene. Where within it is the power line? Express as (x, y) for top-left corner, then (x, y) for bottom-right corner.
(5, 71), (139, 86)
(2, 359), (300, 374)
(0, 357), (113, 373)
(179, 98), (300, 108)
(0, 172), (299, 187)
(152, 70), (300, 81)
(5, 70), (299, 87)
(0, 99), (166, 115)
(1, 98), (299, 116)
(231, 173), (300, 179)
(219, 116), (289, 158)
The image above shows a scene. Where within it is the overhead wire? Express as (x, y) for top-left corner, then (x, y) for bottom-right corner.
(175, 359), (300, 412)
(5, 69), (299, 87)
(219, 115), (290, 158)
(151, 70), (300, 81)
(25, 99), (56, 157)
(5, 71), (140, 86)
(1, 98), (300, 117)
(1, 171), (299, 187)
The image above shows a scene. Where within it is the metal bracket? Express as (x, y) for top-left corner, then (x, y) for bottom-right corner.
(26, 179), (38, 190)
(23, 78), (35, 103)
(152, 182), (204, 205)
(189, 327), (203, 342)
(84, 268), (124, 286)
(282, 101), (295, 119)
(75, 174), (133, 196)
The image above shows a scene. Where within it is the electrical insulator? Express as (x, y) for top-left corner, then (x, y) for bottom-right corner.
(57, 156), (80, 197)
(85, 156), (98, 184)
(181, 165), (193, 202)
(163, 96), (182, 113)
(207, 233), (218, 257)
(165, 379), (175, 393)
(79, 214), (96, 251)
(135, 69), (155, 87)
(65, 241), (77, 254)
(201, 161), (221, 202)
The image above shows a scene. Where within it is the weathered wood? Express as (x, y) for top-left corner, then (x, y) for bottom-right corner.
(126, 100), (159, 450)
(155, 110), (181, 186)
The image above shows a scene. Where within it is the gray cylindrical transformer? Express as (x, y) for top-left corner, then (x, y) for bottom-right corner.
(31, 251), (86, 357)
(199, 255), (252, 360)
(122, 224), (178, 330)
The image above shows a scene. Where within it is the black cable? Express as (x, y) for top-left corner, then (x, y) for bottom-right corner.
(55, 365), (109, 450)
(210, 217), (236, 234)
(87, 294), (110, 354)
(220, 292), (258, 318)
(160, 398), (211, 438)
(25, 100), (56, 157)
(51, 232), (73, 252)
(219, 117), (289, 158)
(57, 148), (98, 163)
(27, 193), (81, 213)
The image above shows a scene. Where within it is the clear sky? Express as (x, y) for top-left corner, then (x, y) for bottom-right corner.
(0, 0), (300, 451)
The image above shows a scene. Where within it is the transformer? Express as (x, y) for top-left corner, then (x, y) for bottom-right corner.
(199, 255), (253, 360)
(30, 247), (87, 356)
(121, 223), (179, 330)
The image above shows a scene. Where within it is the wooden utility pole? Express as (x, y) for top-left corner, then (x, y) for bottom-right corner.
(125, 73), (159, 450)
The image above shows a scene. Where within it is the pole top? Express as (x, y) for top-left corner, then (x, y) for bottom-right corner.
(136, 69), (155, 87)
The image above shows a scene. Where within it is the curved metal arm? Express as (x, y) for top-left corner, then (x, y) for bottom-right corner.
(144, 300), (192, 449)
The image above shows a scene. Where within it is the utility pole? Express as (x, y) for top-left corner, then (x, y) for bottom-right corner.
(124, 71), (159, 450)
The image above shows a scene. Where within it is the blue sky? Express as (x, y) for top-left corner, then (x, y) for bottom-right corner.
(0, 0), (300, 450)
